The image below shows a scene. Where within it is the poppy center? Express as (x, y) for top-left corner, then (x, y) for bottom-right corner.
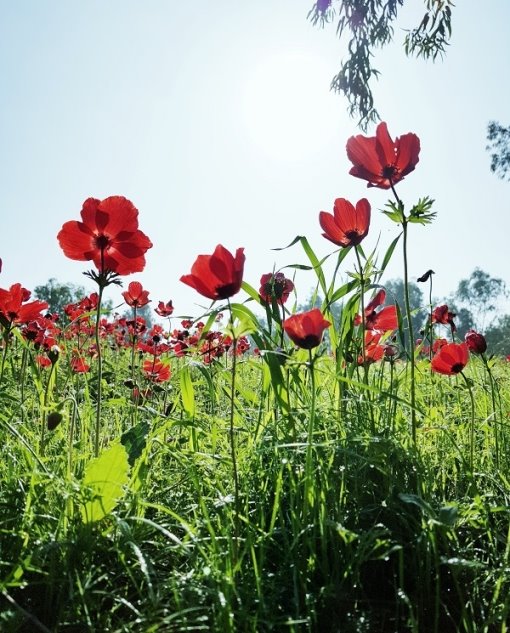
(94, 234), (111, 250)
(216, 282), (238, 299)
(300, 334), (320, 349)
(451, 363), (464, 374)
(382, 164), (398, 179)
(344, 229), (362, 244)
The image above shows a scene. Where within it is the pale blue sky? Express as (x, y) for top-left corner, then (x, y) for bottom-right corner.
(1, 1), (509, 318)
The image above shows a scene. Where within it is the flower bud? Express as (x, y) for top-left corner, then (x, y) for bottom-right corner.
(47, 411), (63, 431)
(464, 330), (487, 354)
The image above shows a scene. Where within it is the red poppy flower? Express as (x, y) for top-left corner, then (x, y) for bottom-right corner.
(319, 198), (371, 248)
(155, 300), (174, 317)
(432, 338), (448, 353)
(432, 304), (456, 332)
(71, 356), (90, 374)
(355, 289), (398, 333)
(259, 272), (294, 305)
(122, 281), (150, 308)
(358, 331), (385, 365)
(431, 342), (469, 376)
(346, 122), (420, 189)
(180, 244), (245, 301)
(0, 283), (48, 327)
(142, 359), (171, 383)
(36, 354), (52, 368)
(57, 196), (153, 275)
(283, 308), (331, 349)
(464, 329), (487, 354)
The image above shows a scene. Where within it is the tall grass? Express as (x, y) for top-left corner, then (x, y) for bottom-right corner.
(0, 291), (509, 632)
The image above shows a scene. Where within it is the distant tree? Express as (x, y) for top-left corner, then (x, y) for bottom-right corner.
(486, 121), (510, 180)
(308, 0), (454, 127)
(452, 268), (507, 331)
(34, 278), (86, 316)
(484, 314), (510, 356)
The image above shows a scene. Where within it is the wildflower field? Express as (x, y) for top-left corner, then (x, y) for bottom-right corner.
(1, 124), (509, 632)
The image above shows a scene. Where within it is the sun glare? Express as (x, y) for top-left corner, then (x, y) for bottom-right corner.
(242, 51), (338, 160)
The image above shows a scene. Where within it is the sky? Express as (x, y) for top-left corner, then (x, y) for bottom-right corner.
(1, 0), (509, 320)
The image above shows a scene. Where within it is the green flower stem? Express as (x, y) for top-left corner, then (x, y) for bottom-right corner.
(93, 284), (104, 458)
(460, 370), (476, 472)
(227, 299), (240, 564)
(354, 245), (375, 434)
(390, 181), (417, 444)
(130, 305), (138, 383)
(39, 358), (58, 457)
(427, 275), (434, 362)
(402, 218), (417, 443)
(354, 246), (367, 372)
(482, 354), (499, 468)
(0, 327), (11, 385)
(303, 349), (316, 518)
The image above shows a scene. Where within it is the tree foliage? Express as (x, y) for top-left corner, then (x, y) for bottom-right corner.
(486, 121), (510, 181)
(452, 267), (507, 331)
(34, 278), (86, 315)
(485, 314), (510, 356)
(308, 0), (454, 127)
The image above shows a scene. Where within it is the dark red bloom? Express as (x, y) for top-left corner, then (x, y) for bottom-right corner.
(143, 359), (171, 383)
(431, 342), (469, 376)
(465, 329), (487, 354)
(0, 283), (48, 327)
(57, 196), (153, 275)
(319, 198), (371, 248)
(122, 281), (150, 308)
(259, 272), (294, 305)
(36, 354), (52, 368)
(355, 289), (398, 333)
(155, 300), (174, 317)
(283, 308), (331, 349)
(70, 355), (90, 374)
(180, 244), (245, 301)
(346, 122), (420, 189)
(432, 304), (456, 332)
(432, 338), (448, 353)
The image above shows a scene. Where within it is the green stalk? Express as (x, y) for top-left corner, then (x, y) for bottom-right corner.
(93, 284), (104, 457)
(40, 358), (58, 457)
(390, 181), (417, 444)
(354, 246), (367, 376)
(401, 218), (417, 443)
(303, 349), (316, 518)
(227, 299), (240, 564)
(460, 370), (476, 472)
(481, 354), (498, 468)
(0, 327), (11, 385)
(130, 304), (138, 383)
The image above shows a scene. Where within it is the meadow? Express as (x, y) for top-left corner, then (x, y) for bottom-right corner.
(1, 123), (509, 632)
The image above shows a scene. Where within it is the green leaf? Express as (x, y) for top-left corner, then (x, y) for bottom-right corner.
(121, 421), (150, 467)
(380, 233), (402, 272)
(180, 365), (195, 418)
(81, 443), (130, 524)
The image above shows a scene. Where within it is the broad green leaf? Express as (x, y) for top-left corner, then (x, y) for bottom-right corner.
(81, 443), (130, 524)
(121, 420), (150, 467)
(180, 365), (195, 418)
